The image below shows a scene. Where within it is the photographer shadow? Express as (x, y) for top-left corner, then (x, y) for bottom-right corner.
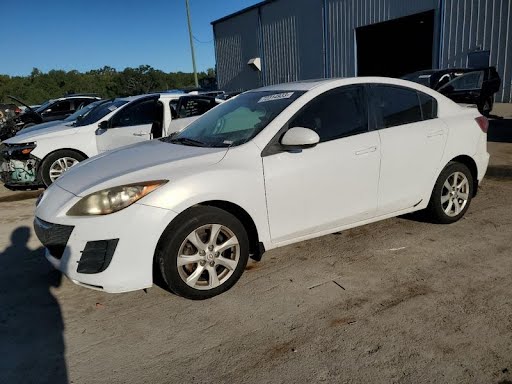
(0, 226), (67, 384)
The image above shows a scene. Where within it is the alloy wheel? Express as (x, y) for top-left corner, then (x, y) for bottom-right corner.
(441, 171), (470, 217)
(49, 157), (79, 182)
(177, 224), (240, 290)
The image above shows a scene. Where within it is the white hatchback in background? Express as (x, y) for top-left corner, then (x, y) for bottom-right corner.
(34, 77), (489, 300)
(1, 93), (183, 188)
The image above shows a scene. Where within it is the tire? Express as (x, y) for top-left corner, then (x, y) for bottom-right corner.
(426, 162), (474, 224)
(157, 206), (249, 300)
(40, 150), (86, 187)
(479, 97), (493, 117)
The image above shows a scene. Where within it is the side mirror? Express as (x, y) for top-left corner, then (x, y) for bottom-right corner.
(98, 120), (109, 129)
(95, 120), (109, 135)
(281, 127), (320, 149)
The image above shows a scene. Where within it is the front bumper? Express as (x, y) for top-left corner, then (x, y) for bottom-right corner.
(35, 184), (177, 293)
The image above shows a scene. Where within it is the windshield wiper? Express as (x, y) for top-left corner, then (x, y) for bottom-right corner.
(169, 137), (207, 147)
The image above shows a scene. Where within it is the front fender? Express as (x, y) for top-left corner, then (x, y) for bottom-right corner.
(140, 166), (272, 249)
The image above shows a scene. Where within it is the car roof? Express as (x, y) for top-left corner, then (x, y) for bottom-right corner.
(116, 93), (184, 103)
(253, 78), (335, 92)
(57, 95), (100, 100)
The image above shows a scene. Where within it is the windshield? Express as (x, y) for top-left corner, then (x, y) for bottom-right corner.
(34, 100), (54, 113)
(166, 90), (305, 147)
(64, 100), (105, 122)
(75, 99), (128, 127)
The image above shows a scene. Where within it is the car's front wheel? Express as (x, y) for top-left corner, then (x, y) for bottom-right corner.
(426, 162), (474, 224)
(40, 150), (86, 186)
(157, 206), (249, 300)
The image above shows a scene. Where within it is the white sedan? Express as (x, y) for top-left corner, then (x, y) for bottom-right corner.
(34, 77), (490, 299)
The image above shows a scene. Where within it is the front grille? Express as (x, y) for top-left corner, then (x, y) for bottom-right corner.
(33, 217), (74, 259)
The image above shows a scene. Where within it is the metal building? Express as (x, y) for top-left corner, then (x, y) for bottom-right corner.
(212, 0), (512, 102)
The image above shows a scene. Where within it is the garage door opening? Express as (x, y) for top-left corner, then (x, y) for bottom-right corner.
(356, 10), (435, 78)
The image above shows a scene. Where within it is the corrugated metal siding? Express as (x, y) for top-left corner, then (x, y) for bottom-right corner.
(213, 0), (511, 102)
(325, 0), (438, 78)
(260, 0), (324, 85)
(440, 0), (512, 102)
(213, 9), (260, 91)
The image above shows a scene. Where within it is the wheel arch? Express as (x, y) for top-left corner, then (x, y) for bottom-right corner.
(37, 148), (89, 181)
(197, 200), (263, 261)
(38, 147), (89, 168)
(449, 155), (478, 197)
(153, 199), (263, 268)
(152, 200), (265, 286)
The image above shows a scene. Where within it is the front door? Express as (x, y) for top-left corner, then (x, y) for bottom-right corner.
(262, 85), (380, 244)
(96, 98), (158, 153)
(438, 71), (484, 105)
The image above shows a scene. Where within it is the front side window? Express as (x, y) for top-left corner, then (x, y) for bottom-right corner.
(168, 91), (305, 147)
(372, 85), (423, 128)
(440, 71), (483, 91)
(289, 86), (368, 142)
(112, 99), (157, 128)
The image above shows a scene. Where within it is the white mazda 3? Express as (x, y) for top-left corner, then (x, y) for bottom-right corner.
(34, 77), (490, 299)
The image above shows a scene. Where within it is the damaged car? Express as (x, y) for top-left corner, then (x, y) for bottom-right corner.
(0, 93), (182, 189)
(0, 94), (100, 140)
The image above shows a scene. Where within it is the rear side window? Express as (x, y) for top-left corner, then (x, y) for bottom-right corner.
(418, 92), (437, 120)
(371, 85), (423, 128)
(289, 86), (368, 143)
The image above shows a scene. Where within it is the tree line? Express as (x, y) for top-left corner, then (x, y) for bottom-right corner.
(0, 65), (216, 105)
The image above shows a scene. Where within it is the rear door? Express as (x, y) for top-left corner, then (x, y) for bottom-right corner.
(370, 84), (447, 215)
(262, 85), (380, 243)
(95, 97), (158, 152)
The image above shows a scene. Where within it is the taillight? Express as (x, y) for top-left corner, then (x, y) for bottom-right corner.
(475, 116), (489, 133)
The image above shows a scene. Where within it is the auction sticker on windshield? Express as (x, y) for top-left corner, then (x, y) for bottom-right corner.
(258, 92), (294, 103)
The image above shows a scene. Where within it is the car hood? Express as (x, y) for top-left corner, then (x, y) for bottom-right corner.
(5, 122), (78, 143)
(16, 120), (70, 135)
(55, 139), (228, 196)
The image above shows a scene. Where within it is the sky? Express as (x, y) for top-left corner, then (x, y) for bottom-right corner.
(0, 0), (260, 76)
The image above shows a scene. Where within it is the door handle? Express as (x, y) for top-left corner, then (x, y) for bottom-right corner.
(355, 146), (377, 155)
(427, 130), (444, 138)
(133, 132), (149, 136)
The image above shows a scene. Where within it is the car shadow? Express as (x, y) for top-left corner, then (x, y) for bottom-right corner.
(488, 118), (512, 143)
(0, 226), (68, 384)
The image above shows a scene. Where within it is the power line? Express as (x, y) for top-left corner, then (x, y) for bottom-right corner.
(193, 35), (214, 44)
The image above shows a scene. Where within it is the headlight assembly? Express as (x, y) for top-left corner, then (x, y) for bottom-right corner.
(66, 180), (167, 216)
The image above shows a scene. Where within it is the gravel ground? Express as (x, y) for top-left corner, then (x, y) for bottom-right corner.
(1, 120), (511, 384)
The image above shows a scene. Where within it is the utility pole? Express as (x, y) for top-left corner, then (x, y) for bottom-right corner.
(185, 0), (199, 88)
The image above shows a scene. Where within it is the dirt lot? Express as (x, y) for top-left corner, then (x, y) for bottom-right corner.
(1, 119), (512, 384)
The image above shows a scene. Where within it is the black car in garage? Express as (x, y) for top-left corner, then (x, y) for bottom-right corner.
(402, 67), (501, 115)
